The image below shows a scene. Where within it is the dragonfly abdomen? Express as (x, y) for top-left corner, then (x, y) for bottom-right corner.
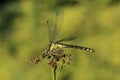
(57, 43), (94, 52)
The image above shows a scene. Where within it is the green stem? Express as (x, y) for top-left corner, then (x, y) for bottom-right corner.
(53, 66), (57, 80)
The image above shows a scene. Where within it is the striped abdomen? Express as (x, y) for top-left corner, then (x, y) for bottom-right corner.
(57, 43), (94, 52)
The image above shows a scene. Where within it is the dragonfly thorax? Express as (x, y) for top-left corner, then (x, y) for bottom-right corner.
(41, 42), (65, 61)
(42, 42), (64, 55)
(49, 42), (63, 51)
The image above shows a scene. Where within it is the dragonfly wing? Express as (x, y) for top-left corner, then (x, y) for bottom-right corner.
(53, 9), (64, 41)
(47, 19), (55, 43)
(46, 9), (64, 42)
(56, 36), (77, 43)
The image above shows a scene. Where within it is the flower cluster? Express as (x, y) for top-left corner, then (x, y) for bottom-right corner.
(31, 56), (40, 64)
(41, 47), (72, 69)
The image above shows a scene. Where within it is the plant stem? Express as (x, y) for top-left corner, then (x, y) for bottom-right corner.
(53, 66), (57, 80)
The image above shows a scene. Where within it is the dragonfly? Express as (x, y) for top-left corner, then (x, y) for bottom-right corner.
(31, 10), (94, 66)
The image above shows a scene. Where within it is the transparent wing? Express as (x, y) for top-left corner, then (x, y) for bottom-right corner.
(56, 36), (77, 43)
(47, 9), (64, 43)
(53, 9), (64, 41)
(47, 19), (55, 43)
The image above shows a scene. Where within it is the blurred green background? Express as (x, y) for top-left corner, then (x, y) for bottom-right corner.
(0, 0), (120, 80)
